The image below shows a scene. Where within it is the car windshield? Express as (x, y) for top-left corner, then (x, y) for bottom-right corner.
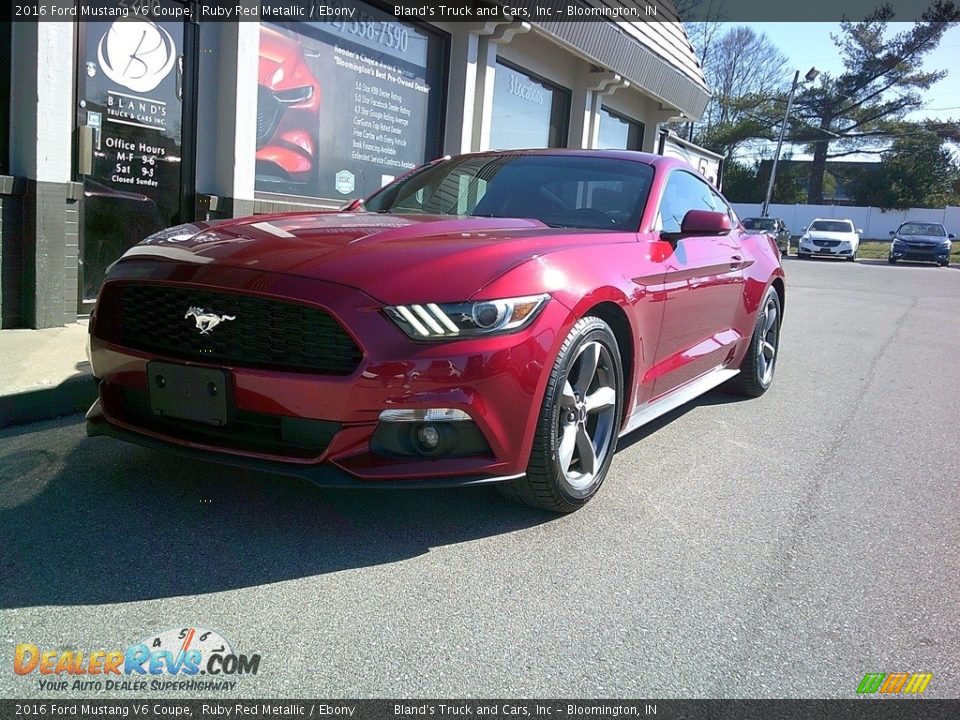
(809, 220), (854, 233)
(364, 154), (655, 231)
(899, 222), (946, 237)
(743, 218), (776, 231)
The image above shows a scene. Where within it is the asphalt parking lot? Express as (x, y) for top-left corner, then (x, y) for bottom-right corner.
(1, 257), (958, 699)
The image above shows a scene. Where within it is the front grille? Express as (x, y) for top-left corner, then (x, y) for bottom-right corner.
(113, 385), (339, 459)
(96, 283), (362, 375)
(256, 85), (284, 147)
(813, 239), (841, 248)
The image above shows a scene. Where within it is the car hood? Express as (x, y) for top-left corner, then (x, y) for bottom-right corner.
(119, 212), (615, 304)
(805, 231), (857, 241)
(895, 234), (948, 244)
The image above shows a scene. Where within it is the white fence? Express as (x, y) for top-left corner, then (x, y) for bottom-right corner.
(731, 203), (960, 241)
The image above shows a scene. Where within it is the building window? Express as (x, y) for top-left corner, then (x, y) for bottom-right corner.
(598, 107), (644, 151)
(490, 60), (570, 150)
(254, 6), (447, 200)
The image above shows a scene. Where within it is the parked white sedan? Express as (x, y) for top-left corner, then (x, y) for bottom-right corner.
(797, 219), (862, 261)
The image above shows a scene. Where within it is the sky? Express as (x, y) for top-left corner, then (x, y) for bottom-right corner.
(712, 22), (960, 162)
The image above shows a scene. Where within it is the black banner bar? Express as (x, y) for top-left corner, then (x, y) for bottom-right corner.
(2, 0), (959, 24)
(2, 700), (960, 720)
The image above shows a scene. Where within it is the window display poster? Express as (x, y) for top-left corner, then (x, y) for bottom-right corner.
(78, 11), (184, 301)
(256, 5), (442, 199)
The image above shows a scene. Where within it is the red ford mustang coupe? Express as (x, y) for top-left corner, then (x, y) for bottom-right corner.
(87, 150), (784, 512)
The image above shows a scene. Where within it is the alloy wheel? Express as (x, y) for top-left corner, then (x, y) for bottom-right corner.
(758, 294), (779, 386)
(556, 341), (618, 490)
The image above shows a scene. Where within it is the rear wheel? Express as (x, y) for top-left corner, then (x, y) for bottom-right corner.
(729, 286), (781, 398)
(501, 316), (623, 513)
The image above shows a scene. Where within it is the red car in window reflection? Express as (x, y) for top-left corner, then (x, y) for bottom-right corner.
(87, 151), (785, 513)
(256, 26), (321, 184)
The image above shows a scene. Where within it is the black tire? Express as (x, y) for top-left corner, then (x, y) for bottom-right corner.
(729, 286), (781, 398)
(847, 251), (857, 262)
(500, 316), (623, 513)
(888, 255), (896, 264)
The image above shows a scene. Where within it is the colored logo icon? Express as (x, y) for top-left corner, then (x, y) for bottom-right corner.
(856, 672), (933, 695)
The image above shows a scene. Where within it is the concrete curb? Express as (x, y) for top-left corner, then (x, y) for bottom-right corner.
(0, 375), (98, 429)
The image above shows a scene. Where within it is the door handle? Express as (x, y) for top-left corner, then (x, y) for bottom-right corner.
(730, 255), (744, 270)
(77, 126), (94, 176)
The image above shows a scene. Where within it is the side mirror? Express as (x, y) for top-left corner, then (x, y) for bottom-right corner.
(856, 228), (864, 235)
(950, 234), (956, 239)
(680, 209), (731, 236)
(341, 198), (364, 212)
(889, 230), (895, 235)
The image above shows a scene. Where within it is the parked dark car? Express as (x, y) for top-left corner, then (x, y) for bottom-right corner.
(743, 217), (791, 255)
(888, 222), (953, 267)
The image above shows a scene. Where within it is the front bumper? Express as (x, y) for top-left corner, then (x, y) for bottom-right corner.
(798, 239), (855, 257)
(87, 265), (572, 485)
(890, 242), (950, 263)
(86, 399), (522, 488)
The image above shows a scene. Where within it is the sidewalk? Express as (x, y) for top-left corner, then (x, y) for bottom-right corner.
(0, 321), (97, 429)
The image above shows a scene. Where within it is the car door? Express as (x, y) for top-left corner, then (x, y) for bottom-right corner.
(650, 170), (746, 398)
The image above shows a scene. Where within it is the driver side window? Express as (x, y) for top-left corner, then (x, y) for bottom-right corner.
(657, 171), (718, 233)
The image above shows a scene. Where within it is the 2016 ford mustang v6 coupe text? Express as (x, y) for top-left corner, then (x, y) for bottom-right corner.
(87, 150), (785, 512)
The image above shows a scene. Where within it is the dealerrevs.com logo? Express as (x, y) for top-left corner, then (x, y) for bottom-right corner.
(13, 627), (261, 692)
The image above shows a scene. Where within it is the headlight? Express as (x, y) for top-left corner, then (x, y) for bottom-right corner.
(274, 86), (314, 104)
(940, 240), (952, 249)
(385, 294), (549, 340)
(141, 223), (203, 244)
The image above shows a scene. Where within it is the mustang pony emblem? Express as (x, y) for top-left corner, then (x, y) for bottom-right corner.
(185, 306), (236, 334)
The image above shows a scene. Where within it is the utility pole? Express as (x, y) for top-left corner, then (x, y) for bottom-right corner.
(762, 67), (819, 217)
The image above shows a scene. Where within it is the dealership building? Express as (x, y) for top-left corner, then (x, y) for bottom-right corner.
(0, 0), (709, 329)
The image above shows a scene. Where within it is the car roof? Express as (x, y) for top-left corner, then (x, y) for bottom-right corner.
(449, 147), (681, 169)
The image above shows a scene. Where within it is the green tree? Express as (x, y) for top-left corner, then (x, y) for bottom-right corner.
(681, 23), (790, 160)
(717, 160), (759, 202)
(851, 132), (960, 208)
(755, 160), (809, 205)
(699, 27), (789, 149)
(788, 3), (959, 203)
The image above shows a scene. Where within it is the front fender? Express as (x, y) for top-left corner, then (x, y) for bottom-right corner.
(473, 241), (670, 414)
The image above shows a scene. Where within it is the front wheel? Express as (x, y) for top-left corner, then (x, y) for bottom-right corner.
(729, 286), (781, 398)
(888, 255), (897, 264)
(502, 316), (623, 513)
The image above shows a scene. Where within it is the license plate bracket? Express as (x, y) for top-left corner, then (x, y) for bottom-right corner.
(147, 361), (231, 426)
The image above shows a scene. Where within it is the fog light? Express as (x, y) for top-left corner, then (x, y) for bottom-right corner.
(416, 424), (441, 451)
(379, 408), (470, 422)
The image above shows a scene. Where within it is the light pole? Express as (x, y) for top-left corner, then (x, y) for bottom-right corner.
(762, 66), (819, 218)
